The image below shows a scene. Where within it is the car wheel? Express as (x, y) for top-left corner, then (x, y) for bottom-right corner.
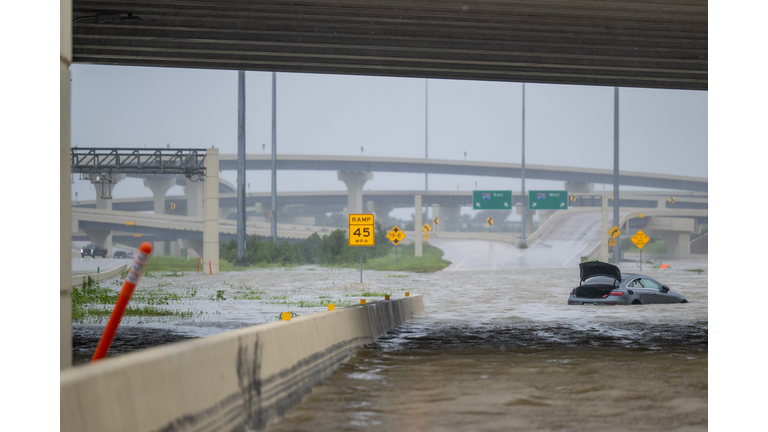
(631, 299), (642, 305)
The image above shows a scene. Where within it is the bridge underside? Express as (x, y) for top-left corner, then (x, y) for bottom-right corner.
(72, 0), (706, 91)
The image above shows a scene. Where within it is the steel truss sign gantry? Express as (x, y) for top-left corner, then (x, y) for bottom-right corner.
(71, 148), (207, 181)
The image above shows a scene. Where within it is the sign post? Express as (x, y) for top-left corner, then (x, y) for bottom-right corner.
(386, 226), (406, 271)
(631, 229), (650, 270)
(349, 214), (375, 282)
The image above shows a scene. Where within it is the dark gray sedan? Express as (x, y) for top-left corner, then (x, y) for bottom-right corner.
(568, 261), (688, 305)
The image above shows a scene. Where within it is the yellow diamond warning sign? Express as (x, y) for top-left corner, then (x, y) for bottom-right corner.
(386, 226), (406, 246)
(348, 214), (375, 247)
(631, 229), (650, 250)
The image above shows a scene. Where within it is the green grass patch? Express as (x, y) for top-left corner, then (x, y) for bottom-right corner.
(360, 290), (392, 297)
(332, 243), (450, 273)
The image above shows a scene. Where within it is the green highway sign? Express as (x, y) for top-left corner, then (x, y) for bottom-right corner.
(472, 190), (512, 210)
(529, 190), (568, 210)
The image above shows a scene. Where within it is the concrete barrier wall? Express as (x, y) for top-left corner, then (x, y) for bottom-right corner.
(71, 264), (127, 287)
(61, 294), (425, 432)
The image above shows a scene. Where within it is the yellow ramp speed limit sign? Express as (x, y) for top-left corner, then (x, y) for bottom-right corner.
(348, 214), (375, 246)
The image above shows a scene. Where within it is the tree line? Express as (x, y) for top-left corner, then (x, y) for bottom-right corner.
(220, 222), (392, 265)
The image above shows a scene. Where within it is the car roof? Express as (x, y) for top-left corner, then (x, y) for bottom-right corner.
(621, 273), (654, 281)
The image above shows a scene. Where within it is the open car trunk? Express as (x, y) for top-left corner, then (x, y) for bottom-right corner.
(573, 285), (616, 299)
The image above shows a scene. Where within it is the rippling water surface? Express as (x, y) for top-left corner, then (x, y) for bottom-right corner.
(268, 261), (708, 432)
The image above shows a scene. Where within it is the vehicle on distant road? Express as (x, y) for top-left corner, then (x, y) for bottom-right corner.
(113, 251), (129, 258)
(81, 244), (107, 258)
(568, 261), (688, 305)
(126, 251), (134, 258)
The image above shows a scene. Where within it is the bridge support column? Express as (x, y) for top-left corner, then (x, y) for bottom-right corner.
(367, 201), (394, 227)
(338, 171), (373, 216)
(184, 179), (204, 218)
(204, 149), (220, 274)
(170, 239), (182, 257)
(182, 239), (203, 258)
(89, 173), (126, 210)
(658, 232), (691, 256)
(415, 195), (422, 257)
(83, 229), (112, 256)
(144, 176), (177, 255)
(516, 205), (534, 233)
(565, 181), (594, 194)
(539, 210), (555, 226)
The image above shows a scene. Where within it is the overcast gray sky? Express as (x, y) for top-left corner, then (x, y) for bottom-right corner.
(70, 65), (707, 219)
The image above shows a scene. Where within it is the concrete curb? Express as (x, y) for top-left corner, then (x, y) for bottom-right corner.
(61, 294), (425, 432)
(71, 264), (128, 287)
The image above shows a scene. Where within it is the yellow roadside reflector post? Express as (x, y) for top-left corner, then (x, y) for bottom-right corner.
(281, 312), (291, 321)
(328, 304), (335, 311)
(385, 295), (390, 300)
(360, 299), (366, 305)
(405, 292), (410, 297)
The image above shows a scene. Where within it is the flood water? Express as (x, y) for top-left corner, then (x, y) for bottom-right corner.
(71, 236), (707, 430)
(267, 249), (708, 431)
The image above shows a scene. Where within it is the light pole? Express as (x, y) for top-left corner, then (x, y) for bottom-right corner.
(520, 83), (527, 248)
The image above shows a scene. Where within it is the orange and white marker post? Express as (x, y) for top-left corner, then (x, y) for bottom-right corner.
(91, 242), (153, 362)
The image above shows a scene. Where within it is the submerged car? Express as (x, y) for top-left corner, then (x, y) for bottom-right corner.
(568, 261), (688, 305)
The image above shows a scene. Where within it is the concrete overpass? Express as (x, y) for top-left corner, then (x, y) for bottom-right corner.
(218, 154), (708, 193)
(74, 189), (708, 223)
(71, 0), (706, 91)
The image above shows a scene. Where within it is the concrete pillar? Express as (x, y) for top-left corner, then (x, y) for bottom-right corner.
(144, 176), (177, 255)
(516, 204), (534, 232)
(565, 181), (594, 194)
(182, 239), (203, 258)
(183, 178), (204, 219)
(170, 239), (182, 257)
(600, 194), (609, 262)
(61, 0), (73, 369)
(415, 195), (422, 257)
(83, 229), (112, 257)
(429, 205), (439, 232)
(204, 149), (220, 274)
(338, 171), (373, 216)
(539, 210), (555, 226)
(89, 173), (126, 210)
(657, 198), (667, 209)
(658, 232), (691, 256)
(367, 201), (394, 227)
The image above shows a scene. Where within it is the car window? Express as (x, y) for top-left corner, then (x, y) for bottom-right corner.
(584, 276), (617, 285)
(641, 278), (663, 290)
(628, 278), (645, 288)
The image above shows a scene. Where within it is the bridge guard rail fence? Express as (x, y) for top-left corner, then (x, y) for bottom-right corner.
(61, 294), (425, 432)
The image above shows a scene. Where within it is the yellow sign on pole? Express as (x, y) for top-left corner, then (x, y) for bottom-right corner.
(386, 226), (406, 245)
(433, 217), (439, 225)
(608, 238), (616, 247)
(487, 217), (493, 226)
(170, 202), (176, 210)
(631, 229), (650, 250)
(348, 214), (375, 246)
(609, 225), (621, 239)
(423, 233), (429, 240)
(422, 223), (432, 232)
